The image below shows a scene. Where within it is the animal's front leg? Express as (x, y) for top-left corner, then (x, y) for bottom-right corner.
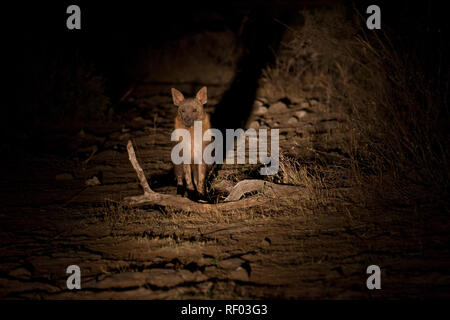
(183, 164), (195, 192)
(193, 164), (206, 197)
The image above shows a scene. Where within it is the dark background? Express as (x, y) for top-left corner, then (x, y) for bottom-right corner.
(2, 0), (448, 141)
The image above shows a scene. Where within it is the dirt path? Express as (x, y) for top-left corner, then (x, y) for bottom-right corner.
(1, 75), (449, 299)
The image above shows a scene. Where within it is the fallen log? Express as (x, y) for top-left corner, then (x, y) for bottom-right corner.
(123, 140), (303, 212)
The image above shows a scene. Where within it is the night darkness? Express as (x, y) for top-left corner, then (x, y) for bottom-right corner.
(0, 0), (449, 303)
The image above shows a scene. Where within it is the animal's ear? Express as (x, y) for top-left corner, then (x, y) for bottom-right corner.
(195, 86), (207, 105)
(171, 88), (184, 106)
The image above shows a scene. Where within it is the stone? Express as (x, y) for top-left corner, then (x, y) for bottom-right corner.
(229, 266), (249, 281)
(256, 96), (269, 104)
(253, 100), (264, 108)
(248, 120), (260, 129)
(300, 101), (309, 108)
(254, 105), (268, 116)
(287, 117), (299, 125)
(268, 101), (288, 114)
(85, 176), (101, 186)
(261, 237), (271, 246)
(218, 258), (243, 270)
(9, 267), (32, 279)
(295, 110), (307, 119)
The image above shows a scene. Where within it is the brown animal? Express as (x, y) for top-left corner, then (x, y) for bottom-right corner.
(171, 86), (211, 199)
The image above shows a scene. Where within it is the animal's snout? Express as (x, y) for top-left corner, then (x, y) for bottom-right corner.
(182, 116), (194, 127)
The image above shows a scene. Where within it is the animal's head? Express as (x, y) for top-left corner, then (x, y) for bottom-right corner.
(171, 87), (207, 127)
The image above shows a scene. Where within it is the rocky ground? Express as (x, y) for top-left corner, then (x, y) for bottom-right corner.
(1, 7), (449, 299)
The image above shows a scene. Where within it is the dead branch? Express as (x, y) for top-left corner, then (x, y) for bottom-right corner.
(124, 140), (304, 212)
(127, 140), (153, 195)
(224, 179), (300, 201)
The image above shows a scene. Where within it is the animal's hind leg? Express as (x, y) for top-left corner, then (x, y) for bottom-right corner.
(174, 164), (185, 196)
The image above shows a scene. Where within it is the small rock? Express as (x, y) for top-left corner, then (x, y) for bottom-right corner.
(309, 99), (319, 106)
(254, 105), (268, 116)
(56, 173), (74, 181)
(78, 129), (85, 138)
(248, 120), (260, 129)
(253, 100), (264, 108)
(133, 116), (144, 122)
(268, 101), (288, 114)
(9, 267), (32, 279)
(229, 266), (249, 281)
(122, 127), (130, 133)
(287, 117), (299, 125)
(295, 110), (307, 119)
(288, 96), (305, 104)
(300, 101), (309, 108)
(257, 97), (269, 104)
(261, 237), (272, 247)
(197, 281), (214, 294)
(85, 176), (101, 186)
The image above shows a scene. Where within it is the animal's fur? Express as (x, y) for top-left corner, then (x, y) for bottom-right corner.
(172, 87), (211, 199)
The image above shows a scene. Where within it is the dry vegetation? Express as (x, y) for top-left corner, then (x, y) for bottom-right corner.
(260, 7), (449, 212)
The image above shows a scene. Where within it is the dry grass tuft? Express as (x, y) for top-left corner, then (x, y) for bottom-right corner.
(95, 200), (142, 232)
(270, 153), (337, 209)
